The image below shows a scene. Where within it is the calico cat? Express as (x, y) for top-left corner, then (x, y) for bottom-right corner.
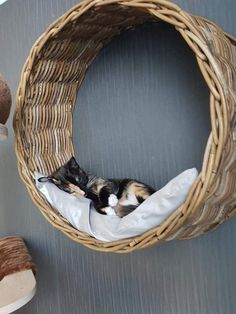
(38, 157), (155, 218)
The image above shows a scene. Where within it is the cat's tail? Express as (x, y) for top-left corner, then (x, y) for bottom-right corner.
(115, 204), (138, 218)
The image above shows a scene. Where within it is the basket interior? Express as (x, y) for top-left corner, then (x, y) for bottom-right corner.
(22, 4), (211, 180)
(22, 5), (154, 175)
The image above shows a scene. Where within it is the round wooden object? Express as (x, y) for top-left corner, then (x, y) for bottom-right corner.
(13, 0), (236, 252)
(0, 74), (11, 140)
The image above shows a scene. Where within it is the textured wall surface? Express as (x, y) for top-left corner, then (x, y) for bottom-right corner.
(0, 0), (235, 313)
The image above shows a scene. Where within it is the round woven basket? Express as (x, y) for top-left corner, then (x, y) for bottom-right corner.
(14, 0), (236, 253)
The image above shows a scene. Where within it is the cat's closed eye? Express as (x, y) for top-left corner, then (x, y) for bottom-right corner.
(76, 177), (83, 184)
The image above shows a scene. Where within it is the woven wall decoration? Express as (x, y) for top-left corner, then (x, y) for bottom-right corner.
(14, 0), (236, 252)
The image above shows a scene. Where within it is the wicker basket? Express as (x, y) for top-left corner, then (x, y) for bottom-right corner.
(14, 0), (236, 253)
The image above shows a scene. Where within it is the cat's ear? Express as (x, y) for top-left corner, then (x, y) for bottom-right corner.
(38, 176), (62, 185)
(68, 156), (80, 169)
(38, 176), (53, 183)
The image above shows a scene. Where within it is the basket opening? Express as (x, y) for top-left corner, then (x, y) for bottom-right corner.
(73, 21), (210, 188)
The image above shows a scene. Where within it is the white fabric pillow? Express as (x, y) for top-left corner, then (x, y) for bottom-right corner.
(35, 168), (198, 242)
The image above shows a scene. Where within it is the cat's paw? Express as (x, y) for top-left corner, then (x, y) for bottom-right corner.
(108, 194), (118, 207)
(103, 207), (117, 216)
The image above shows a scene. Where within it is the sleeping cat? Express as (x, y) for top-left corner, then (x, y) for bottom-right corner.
(38, 157), (155, 217)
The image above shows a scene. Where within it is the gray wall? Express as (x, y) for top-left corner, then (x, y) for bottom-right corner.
(0, 0), (236, 313)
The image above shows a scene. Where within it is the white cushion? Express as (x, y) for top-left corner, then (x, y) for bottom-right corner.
(35, 168), (198, 242)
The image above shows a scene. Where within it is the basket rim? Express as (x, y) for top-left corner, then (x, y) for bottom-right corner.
(13, 0), (231, 252)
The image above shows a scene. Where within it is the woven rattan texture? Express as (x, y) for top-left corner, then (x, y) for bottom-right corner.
(14, 0), (236, 252)
(0, 236), (36, 280)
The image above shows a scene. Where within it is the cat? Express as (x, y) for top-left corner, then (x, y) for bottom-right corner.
(38, 157), (155, 218)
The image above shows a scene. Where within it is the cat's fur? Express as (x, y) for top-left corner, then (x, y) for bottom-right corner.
(38, 157), (155, 217)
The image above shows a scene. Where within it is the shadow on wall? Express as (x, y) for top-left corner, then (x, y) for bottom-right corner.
(73, 22), (210, 189)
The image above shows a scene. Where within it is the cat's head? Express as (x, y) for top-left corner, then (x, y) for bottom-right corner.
(38, 157), (88, 191)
